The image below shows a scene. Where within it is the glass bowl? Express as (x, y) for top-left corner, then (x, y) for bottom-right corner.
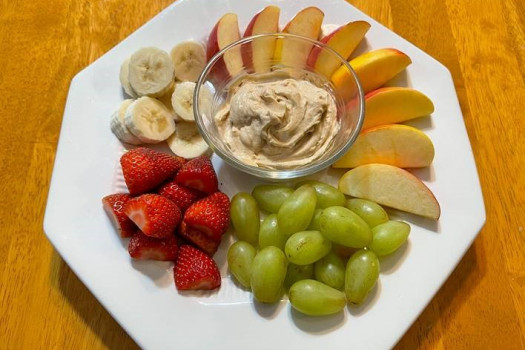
(194, 33), (364, 180)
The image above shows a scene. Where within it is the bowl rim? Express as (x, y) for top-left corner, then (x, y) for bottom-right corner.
(194, 32), (365, 180)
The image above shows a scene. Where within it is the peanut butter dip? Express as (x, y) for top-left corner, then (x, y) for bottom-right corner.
(215, 77), (339, 169)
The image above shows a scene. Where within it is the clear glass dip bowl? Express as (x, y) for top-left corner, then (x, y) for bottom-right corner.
(194, 33), (364, 180)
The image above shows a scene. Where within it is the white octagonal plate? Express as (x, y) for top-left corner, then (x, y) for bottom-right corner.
(44, 0), (485, 349)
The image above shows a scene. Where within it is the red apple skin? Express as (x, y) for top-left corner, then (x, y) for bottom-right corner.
(206, 13), (243, 79)
(332, 48), (412, 98)
(206, 21), (229, 81)
(243, 13), (258, 36)
(276, 7), (324, 65)
(306, 28), (338, 67)
(241, 10), (261, 70)
(307, 21), (370, 75)
(241, 6), (280, 71)
(281, 6), (324, 35)
(362, 87), (434, 129)
(207, 20), (221, 61)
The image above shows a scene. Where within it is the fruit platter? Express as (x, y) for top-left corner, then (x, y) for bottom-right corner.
(43, 0), (485, 349)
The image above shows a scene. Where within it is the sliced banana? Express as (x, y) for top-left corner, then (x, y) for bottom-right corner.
(170, 41), (207, 82)
(155, 83), (181, 122)
(128, 47), (174, 97)
(171, 82), (195, 121)
(119, 58), (136, 98)
(167, 121), (211, 159)
(171, 81), (213, 122)
(110, 99), (142, 145)
(124, 96), (176, 143)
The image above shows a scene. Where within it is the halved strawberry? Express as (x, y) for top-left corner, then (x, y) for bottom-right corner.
(158, 181), (204, 212)
(178, 222), (220, 256)
(174, 245), (221, 290)
(102, 193), (137, 238)
(183, 192), (230, 241)
(124, 194), (181, 238)
(128, 231), (178, 261)
(121, 147), (186, 195)
(175, 156), (218, 194)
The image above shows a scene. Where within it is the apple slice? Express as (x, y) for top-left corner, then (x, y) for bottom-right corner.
(333, 124), (435, 168)
(363, 87), (434, 129)
(242, 6), (280, 72)
(274, 7), (324, 66)
(338, 164), (440, 219)
(207, 13), (243, 77)
(332, 48), (411, 98)
(307, 21), (371, 77)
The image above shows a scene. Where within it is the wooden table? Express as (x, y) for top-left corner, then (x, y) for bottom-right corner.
(0, 0), (523, 349)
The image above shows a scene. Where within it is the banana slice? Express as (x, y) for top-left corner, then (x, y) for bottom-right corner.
(155, 83), (181, 122)
(128, 47), (174, 97)
(171, 81), (213, 122)
(119, 58), (136, 98)
(110, 99), (142, 145)
(167, 121), (211, 159)
(124, 96), (176, 143)
(170, 41), (207, 82)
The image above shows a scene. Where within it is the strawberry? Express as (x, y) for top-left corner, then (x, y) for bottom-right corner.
(178, 222), (220, 256)
(207, 191), (231, 212)
(174, 245), (221, 290)
(121, 147), (186, 195)
(102, 193), (137, 238)
(128, 231), (178, 261)
(175, 156), (218, 194)
(157, 181), (204, 212)
(124, 194), (181, 238)
(183, 192), (230, 241)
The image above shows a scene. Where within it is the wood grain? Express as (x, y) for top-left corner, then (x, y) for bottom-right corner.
(0, 0), (523, 349)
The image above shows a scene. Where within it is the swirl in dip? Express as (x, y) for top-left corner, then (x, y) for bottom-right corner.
(215, 77), (339, 169)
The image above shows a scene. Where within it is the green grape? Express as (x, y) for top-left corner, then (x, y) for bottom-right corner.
(251, 184), (293, 213)
(296, 180), (346, 209)
(284, 263), (314, 289)
(308, 208), (323, 230)
(227, 241), (256, 288)
(277, 185), (317, 236)
(345, 249), (380, 305)
(289, 279), (346, 316)
(230, 192), (260, 246)
(368, 221), (410, 257)
(259, 214), (287, 251)
(250, 246), (288, 303)
(319, 206), (372, 248)
(346, 198), (389, 228)
(285, 230), (332, 265)
(314, 251), (345, 290)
